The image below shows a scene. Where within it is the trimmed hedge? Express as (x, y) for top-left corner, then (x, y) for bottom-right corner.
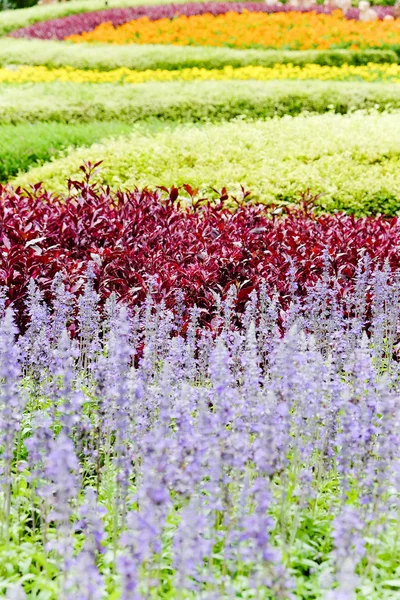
(1, 39), (397, 71)
(1, 80), (400, 124)
(14, 113), (400, 216)
(0, 121), (132, 181)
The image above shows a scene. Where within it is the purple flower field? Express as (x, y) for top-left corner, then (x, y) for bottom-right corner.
(10, 2), (394, 40)
(1, 259), (400, 598)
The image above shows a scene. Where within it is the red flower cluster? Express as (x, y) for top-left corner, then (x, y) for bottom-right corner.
(1, 171), (399, 325)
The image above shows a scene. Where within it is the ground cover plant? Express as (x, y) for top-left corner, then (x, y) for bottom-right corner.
(3, 81), (400, 125)
(0, 121), (132, 181)
(7, 80), (400, 182)
(1, 40), (396, 70)
(14, 113), (400, 215)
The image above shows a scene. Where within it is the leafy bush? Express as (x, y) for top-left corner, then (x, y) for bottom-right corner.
(1, 174), (400, 322)
(0, 121), (132, 181)
(2, 80), (400, 125)
(1, 39), (397, 70)
(2, 0), (38, 11)
(14, 112), (400, 216)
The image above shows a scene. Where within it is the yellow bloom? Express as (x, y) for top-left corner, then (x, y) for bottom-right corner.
(2, 63), (400, 84)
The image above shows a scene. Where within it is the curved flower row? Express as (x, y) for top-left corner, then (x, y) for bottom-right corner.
(10, 2), (393, 41)
(1, 174), (400, 325)
(67, 10), (400, 50)
(3, 63), (400, 83)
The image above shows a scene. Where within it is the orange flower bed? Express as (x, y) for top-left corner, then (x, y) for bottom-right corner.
(66, 10), (400, 50)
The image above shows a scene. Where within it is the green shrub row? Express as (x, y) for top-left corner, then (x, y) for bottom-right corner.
(1, 39), (397, 70)
(2, 80), (400, 125)
(14, 113), (400, 216)
(0, 0), (199, 35)
(0, 121), (132, 181)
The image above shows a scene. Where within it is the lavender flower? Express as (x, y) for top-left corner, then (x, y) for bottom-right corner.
(64, 489), (107, 600)
(0, 308), (23, 539)
(78, 263), (100, 370)
(326, 506), (366, 600)
(50, 272), (74, 346)
(63, 550), (106, 600)
(39, 432), (79, 565)
(0, 259), (400, 598)
(19, 279), (50, 377)
(173, 495), (214, 591)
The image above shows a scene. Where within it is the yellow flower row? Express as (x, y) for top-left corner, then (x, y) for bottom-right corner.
(66, 10), (400, 51)
(2, 63), (400, 84)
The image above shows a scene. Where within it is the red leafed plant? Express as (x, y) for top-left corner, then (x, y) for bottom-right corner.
(1, 169), (400, 326)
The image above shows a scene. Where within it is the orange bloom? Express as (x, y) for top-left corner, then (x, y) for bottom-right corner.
(67, 10), (400, 50)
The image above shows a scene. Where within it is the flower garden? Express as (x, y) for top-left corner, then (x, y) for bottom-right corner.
(2, 0), (400, 598)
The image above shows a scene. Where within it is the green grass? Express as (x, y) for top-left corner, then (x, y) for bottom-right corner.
(0, 121), (133, 181)
(1, 40), (397, 71)
(13, 112), (400, 216)
(2, 80), (400, 125)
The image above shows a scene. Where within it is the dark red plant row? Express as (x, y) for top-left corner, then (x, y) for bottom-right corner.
(10, 2), (392, 40)
(1, 170), (400, 326)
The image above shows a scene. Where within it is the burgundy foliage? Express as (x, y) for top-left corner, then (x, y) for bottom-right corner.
(10, 2), (393, 40)
(1, 170), (400, 326)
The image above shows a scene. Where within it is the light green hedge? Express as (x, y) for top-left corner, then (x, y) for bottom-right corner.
(14, 113), (400, 216)
(1, 40), (397, 71)
(0, 121), (132, 181)
(0, 0), (203, 36)
(2, 80), (400, 124)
